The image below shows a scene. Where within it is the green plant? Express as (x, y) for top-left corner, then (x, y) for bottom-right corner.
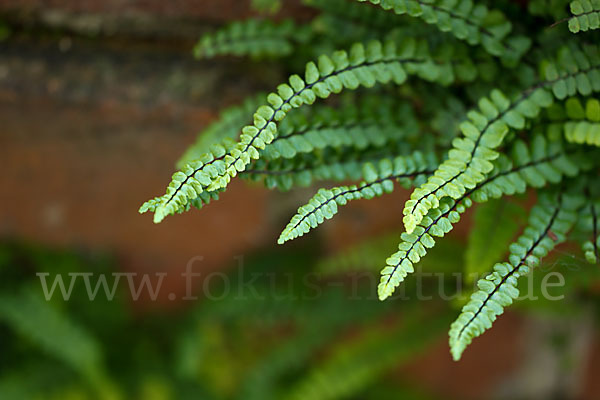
(0, 241), (463, 400)
(141, 0), (600, 361)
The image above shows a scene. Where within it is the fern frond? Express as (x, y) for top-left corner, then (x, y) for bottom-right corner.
(139, 138), (236, 218)
(379, 197), (471, 300)
(243, 142), (410, 191)
(448, 191), (584, 361)
(261, 100), (418, 160)
(143, 38), (476, 223)
(178, 94), (265, 168)
(278, 152), (436, 243)
(379, 134), (582, 300)
(465, 199), (525, 283)
(138, 196), (163, 214)
(357, 0), (531, 63)
(568, 0), (600, 33)
(213, 96), (420, 190)
(402, 44), (600, 234)
(194, 19), (312, 59)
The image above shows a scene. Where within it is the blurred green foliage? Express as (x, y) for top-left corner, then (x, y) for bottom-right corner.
(1, 231), (599, 399)
(0, 238), (465, 400)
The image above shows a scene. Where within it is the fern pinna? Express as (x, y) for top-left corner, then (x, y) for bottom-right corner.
(141, 0), (600, 360)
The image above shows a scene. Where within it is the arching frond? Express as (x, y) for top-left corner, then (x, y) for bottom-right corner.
(278, 151), (436, 243)
(194, 19), (313, 59)
(178, 94), (265, 168)
(139, 0), (600, 366)
(356, 0), (531, 63)
(261, 99), (418, 160)
(242, 142), (410, 191)
(449, 191), (584, 360)
(402, 44), (600, 234)
(142, 38), (478, 223)
(379, 135), (583, 300)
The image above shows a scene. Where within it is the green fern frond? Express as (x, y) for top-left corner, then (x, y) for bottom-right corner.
(143, 38), (476, 223)
(138, 196), (163, 214)
(243, 155), (365, 191)
(194, 19), (312, 59)
(139, 138), (236, 219)
(448, 191), (584, 361)
(546, 45), (600, 99)
(356, 0), (531, 63)
(402, 88), (541, 233)
(278, 152), (436, 244)
(307, 0), (444, 47)
(402, 44), (600, 234)
(243, 142), (410, 191)
(568, 0), (600, 33)
(261, 100), (418, 160)
(465, 199), (525, 284)
(379, 134), (582, 300)
(178, 94), (265, 168)
(136, 0), (600, 369)
(379, 197), (471, 300)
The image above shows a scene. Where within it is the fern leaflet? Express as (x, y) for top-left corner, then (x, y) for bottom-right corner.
(568, 0), (600, 33)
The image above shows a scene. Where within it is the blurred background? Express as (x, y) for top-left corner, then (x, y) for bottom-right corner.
(1, 0), (600, 399)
